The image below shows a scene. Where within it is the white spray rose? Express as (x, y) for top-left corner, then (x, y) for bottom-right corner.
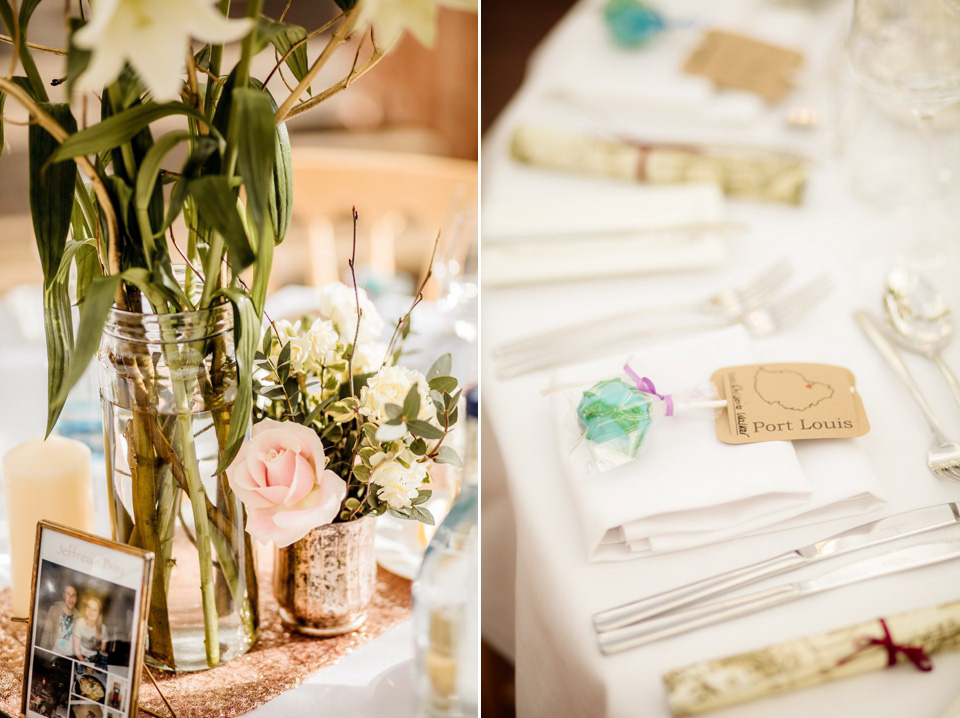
(73, 0), (254, 102)
(268, 319), (308, 374)
(350, 341), (387, 375)
(303, 318), (341, 368)
(370, 455), (428, 509)
(318, 282), (384, 345)
(359, 365), (436, 424)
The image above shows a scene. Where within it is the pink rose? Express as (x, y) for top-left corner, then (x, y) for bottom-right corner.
(226, 418), (347, 547)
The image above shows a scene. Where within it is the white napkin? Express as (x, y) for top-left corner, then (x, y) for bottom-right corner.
(482, 181), (728, 285)
(550, 326), (886, 561)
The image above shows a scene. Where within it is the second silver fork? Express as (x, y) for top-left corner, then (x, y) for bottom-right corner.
(495, 274), (834, 379)
(493, 259), (794, 362)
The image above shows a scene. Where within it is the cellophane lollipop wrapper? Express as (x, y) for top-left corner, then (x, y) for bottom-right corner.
(548, 371), (718, 475)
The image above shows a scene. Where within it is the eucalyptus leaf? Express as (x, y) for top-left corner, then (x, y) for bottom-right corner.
(434, 446), (463, 467)
(402, 385), (421, 421)
(277, 341), (292, 382)
(428, 376), (457, 394)
(385, 403), (403, 421)
(406, 419), (444, 440)
(410, 437), (427, 456)
(426, 353), (453, 381)
(411, 489), (432, 506)
(261, 325), (274, 356)
(214, 288), (258, 474)
(409, 505), (435, 526)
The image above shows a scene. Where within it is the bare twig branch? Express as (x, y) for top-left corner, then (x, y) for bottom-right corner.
(382, 231), (441, 365)
(280, 45), (386, 122)
(346, 206), (362, 388)
(274, 7), (359, 123)
(0, 34), (67, 56)
(144, 666), (180, 718)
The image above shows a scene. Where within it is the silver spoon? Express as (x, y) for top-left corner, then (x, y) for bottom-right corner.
(883, 268), (960, 407)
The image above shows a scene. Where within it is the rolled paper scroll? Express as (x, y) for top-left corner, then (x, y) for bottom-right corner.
(510, 125), (807, 204)
(663, 599), (960, 716)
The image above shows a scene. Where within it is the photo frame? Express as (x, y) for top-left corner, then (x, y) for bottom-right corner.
(20, 521), (153, 718)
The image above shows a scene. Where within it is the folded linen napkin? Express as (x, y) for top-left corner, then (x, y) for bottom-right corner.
(549, 326), (886, 561)
(482, 181), (728, 285)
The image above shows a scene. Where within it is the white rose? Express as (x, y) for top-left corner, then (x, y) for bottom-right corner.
(359, 365), (436, 424)
(350, 341), (387, 375)
(318, 282), (384, 345)
(303, 318), (341, 368)
(370, 457), (428, 509)
(268, 320), (308, 374)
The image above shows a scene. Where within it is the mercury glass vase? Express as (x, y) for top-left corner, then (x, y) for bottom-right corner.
(275, 515), (377, 635)
(99, 305), (258, 671)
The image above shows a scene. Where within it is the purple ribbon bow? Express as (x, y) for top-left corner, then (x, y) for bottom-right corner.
(623, 364), (674, 416)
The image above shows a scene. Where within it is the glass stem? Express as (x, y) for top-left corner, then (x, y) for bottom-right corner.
(915, 110), (940, 262)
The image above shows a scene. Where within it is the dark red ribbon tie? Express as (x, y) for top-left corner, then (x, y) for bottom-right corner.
(837, 618), (932, 672)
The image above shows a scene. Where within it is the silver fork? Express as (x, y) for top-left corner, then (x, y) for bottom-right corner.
(495, 274), (833, 379)
(492, 259), (794, 363)
(855, 309), (960, 482)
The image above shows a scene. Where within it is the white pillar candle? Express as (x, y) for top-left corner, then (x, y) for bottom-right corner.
(2, 435), (95, 617)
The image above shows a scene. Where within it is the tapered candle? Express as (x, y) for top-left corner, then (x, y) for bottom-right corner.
(2, 435), (95, 616)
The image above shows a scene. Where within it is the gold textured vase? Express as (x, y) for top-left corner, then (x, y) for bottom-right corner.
(275, 515), (377, 635)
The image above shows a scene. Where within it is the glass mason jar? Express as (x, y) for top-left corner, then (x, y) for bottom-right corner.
(275, 515), (377, 635)
(99, 305), (258, 672)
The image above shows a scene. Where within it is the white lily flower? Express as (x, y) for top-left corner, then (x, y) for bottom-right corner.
(73, 0), (254, 102)
(357, 0), (478, 49)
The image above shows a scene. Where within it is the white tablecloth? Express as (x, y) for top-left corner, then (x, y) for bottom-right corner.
(481, 1), (960, 716)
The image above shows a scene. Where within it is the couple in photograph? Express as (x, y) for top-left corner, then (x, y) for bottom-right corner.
(38, 584), (107, 668)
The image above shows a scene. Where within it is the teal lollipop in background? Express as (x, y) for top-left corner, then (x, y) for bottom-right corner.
(603, 0), (666, 49)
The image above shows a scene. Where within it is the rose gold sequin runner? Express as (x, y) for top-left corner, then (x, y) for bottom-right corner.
(0, 565), (412, 717)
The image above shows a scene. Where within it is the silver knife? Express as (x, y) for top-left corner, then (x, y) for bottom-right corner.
(593, 503), (960, 633)
(598, 537), (960, 655)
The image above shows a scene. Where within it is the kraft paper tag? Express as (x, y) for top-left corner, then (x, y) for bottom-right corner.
(711, 363), (869, 445)
(683, 29), (803, 103)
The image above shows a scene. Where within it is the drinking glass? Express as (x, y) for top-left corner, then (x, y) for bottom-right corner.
(846, 0), (960, 265)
